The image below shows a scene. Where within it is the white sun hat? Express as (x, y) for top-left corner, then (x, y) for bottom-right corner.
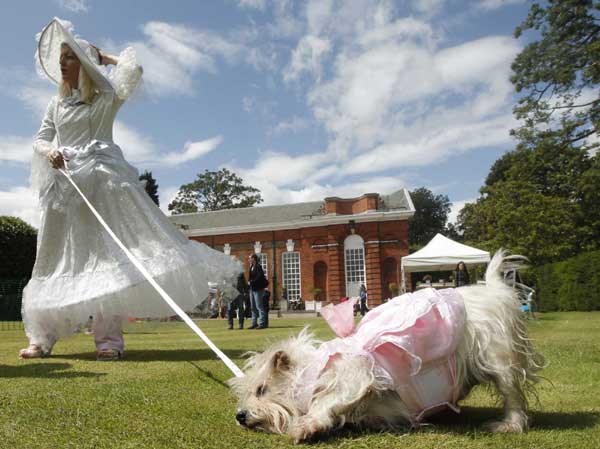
(36, 17), (114, 92)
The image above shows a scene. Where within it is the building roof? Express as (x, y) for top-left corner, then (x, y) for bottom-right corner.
(168, 189), (414, 236)
(169, 200), (326, 230)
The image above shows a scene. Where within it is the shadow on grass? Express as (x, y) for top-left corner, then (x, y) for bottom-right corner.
(303, 407), (600, 444)
(426, 406), (600, 431)
(58, 348), (248, 362)
(0, 362), (106, 379)
(187, 361), (231, 388)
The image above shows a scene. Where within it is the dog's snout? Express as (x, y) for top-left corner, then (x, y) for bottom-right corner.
(236, 410), (248, 426)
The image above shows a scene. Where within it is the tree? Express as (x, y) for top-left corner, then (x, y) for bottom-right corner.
(139, 170), (160, 207)
(485, 143), (591, 200)
(408, 187), (451, 251)
(458, 181), (582, 265)
(0, 216), (37, 278)
(457, 1), (600, 263)
(168, 168), (263, 214)
(511, 0), (600, 153)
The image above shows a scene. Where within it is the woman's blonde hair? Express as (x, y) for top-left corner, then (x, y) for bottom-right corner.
(58, 65), (98, 104)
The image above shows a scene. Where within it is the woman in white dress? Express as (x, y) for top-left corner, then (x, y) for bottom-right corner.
(19, 18), (241, 360)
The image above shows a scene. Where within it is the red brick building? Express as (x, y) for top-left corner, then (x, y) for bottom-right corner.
(169, 189), (415, 307)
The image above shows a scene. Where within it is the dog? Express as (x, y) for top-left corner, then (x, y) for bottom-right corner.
(229, 251), (544, 442)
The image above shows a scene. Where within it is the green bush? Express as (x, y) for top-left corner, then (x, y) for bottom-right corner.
(0, 216), (37, 279)
(532, 251), (600, 311)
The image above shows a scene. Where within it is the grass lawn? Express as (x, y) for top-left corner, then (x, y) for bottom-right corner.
(1, 312), (599, 449)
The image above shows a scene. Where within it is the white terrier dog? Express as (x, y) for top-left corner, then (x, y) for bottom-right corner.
(229, 251), (544, 442)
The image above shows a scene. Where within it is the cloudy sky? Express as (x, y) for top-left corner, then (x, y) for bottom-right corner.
(0, 0), (533, 227)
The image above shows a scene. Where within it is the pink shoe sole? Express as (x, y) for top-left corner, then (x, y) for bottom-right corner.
(96, 349), (123, 361)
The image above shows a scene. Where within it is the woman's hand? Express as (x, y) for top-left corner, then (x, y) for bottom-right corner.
(90, 44), (118, 66)
(48, 149), (65, 170)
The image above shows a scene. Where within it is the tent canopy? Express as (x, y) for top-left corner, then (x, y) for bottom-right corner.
(401, 233), (490, 273)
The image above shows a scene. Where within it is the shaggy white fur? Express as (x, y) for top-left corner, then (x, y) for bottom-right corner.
(229, 251), (544, 442)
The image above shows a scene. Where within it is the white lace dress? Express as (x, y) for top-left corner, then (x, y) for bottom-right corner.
(23, 49), (241, 350)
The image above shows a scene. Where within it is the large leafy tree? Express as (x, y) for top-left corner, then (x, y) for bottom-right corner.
(458, 0), (600, 264)
(511, 0), (600, 153)
(408, 187), (451, 251)
(0, 216), (37, 278)
(139, 170), (160, 207)
(460, 144), (599, 263)
(168, 168), (263, 214)
(458, 181), (582, 265)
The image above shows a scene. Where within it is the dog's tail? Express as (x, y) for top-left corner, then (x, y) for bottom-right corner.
(458, 250), (545, 405)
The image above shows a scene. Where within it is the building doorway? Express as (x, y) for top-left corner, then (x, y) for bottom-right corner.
(382, 257), (399, 299)
(313, 261), (328, 302)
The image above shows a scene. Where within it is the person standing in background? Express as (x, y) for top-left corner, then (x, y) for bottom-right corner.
(228, 272), (248, 330)
(454, 261), (471, 287)
(359, 284), (368, 316)
(248, 254), (268, 329)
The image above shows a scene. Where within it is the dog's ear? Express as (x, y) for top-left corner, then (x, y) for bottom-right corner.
(272, 350), (291, 372)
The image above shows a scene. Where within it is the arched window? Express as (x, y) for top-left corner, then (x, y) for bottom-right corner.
(344, 234), (366, 298)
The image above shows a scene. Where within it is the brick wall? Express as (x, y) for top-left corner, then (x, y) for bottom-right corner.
(189, 218), (409, 306)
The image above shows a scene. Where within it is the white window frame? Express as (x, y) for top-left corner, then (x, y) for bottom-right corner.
(282, 251), (301, 300)
(258, 253), (268, 279)
(344, 234), (366, 298)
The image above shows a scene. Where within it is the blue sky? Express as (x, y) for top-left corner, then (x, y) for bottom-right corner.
(0, 0), (534, 227)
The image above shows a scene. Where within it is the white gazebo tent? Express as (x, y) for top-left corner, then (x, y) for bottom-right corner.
(401, 234), (490, 292)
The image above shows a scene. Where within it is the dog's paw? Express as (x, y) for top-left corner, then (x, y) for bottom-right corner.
(482, 420), (525, 433)
(288, 417), (326, 443)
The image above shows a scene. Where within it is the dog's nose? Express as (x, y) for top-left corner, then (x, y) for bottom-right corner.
(236, 410), (248, 426)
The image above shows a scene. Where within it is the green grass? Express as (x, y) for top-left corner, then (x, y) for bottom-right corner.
(1, 312), (599, 449)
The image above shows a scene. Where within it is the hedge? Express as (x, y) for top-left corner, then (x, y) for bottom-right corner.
(531, 250), (600, 311)
(0, 216), (37, 279)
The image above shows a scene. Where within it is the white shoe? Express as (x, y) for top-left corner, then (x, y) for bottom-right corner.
(18, 344), (50, 359)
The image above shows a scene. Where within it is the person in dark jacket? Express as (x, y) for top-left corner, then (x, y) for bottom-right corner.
(248, 254), (268, 329)
(454, 261), (470, 287)
(359, 284), (368, 316)
(228, 272), (248, 330)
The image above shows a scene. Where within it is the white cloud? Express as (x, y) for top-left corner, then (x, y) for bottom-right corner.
(411, 0), (446, 16)
(234, 169), (406, 207)
(57, 0), (89, 13)
(159, 185), (181, 215)
(237, 151), (328, 188)
(267, 0), (304, 39)
(284, 35), (331, 81)
(121, 21), (246, 97)
(238, 0), (267, 10)
(271, 116), (309, 135)
(113, 121), (160, 164)
(478, 0), (524, 10)
(448, 198), (475, 224)
(0, 136), (34, 164)
(308, 26), (520, 169)
(162, 136), (223, 166)
(0, 186), (39, 227)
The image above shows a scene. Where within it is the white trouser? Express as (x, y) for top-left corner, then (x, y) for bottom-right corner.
(92, 314), (124, 352)
(29, 314), (124, 354)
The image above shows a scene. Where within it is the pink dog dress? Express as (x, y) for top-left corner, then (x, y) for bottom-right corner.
(315, 288), (466, 422)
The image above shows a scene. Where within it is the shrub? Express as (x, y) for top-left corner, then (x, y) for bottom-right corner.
(532, 251), (600, 311)
(0, 216), (37, 279)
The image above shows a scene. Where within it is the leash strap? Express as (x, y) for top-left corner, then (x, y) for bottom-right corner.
(59, 167), (245, 378)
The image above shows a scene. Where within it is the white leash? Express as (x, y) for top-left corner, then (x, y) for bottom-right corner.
(59, 167), (245, 378)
